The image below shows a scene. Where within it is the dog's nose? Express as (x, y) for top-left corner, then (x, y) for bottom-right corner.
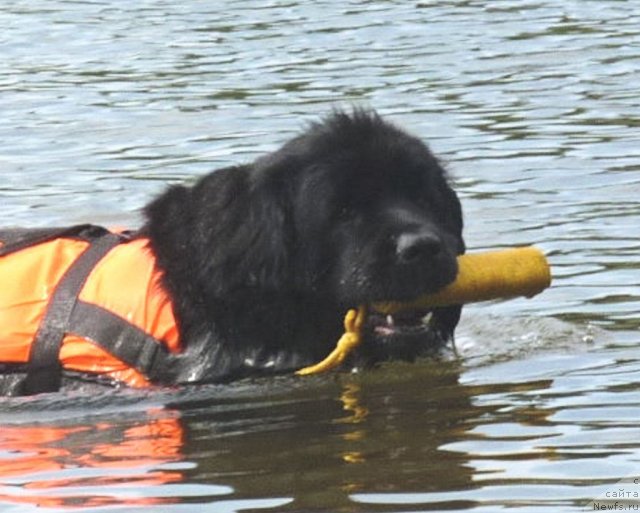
(396, 232), (442, 264)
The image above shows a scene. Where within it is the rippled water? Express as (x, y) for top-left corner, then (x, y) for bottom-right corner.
(1, 1), (639, 512)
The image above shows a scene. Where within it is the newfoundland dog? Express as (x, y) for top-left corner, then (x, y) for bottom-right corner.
(0, 110), (464, 394)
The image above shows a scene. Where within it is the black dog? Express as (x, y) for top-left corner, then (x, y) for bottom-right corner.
(0, 110), (464, 394)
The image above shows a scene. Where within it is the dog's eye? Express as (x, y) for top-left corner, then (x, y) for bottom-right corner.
(337, 206), (354, 221)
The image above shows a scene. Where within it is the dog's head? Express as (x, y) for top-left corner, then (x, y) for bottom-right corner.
(284, 112), (464, 302)
(281, 111), (466, 360)
(243, 110), (464, 358)
(147, 110), (465, 366)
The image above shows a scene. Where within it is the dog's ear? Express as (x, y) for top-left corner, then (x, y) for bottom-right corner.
(190, 166), (292, 299)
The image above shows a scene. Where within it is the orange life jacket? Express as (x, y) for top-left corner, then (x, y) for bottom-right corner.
(0, 225), (182, 393)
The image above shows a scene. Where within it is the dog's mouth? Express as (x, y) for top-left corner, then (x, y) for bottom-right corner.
(356, 307), (445, 363)
(367, 308), (433, 338)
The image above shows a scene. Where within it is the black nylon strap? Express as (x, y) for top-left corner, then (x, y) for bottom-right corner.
(23, 233), (122, 394)
(67, 301), (176, 383)
(0, 224), (110, 256)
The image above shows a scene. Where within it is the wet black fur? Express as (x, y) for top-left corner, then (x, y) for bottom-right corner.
(143, 110), (465, 384)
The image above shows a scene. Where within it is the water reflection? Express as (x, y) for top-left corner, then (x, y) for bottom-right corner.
(0, 326), (638, 511)
(0, 410), (197, 509)
(168, 364), (482, 511)
(0, 402), (297, 511)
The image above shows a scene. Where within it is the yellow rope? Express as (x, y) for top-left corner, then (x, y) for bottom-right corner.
(295, 306), (367, 376)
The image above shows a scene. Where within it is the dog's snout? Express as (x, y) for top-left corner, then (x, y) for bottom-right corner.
(395, 231), (442, 264)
